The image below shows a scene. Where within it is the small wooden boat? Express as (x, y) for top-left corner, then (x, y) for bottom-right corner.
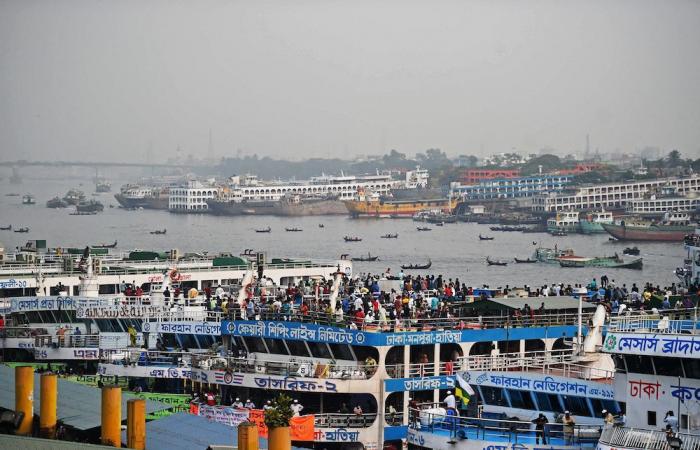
(380, 233), (398, 239)
(435, 222), (444, 227)
(318, 224), (325, 228)
(93, 240), (117, 249)
(255, 227), (271, 233)
(5, 193), (20, 197)
(351, 253), (379, 262)
(0, 225), (11, 231)
(486, 257), (508, 266)
(285, 227), (302, 232)
(550, 230), (568, 236)
(416, 226), (431, 231)
(69, 211), (97, 216)
(14, 227), (29, 233)
(150, 229), (167, 235)
(514, 257), (537, 264)
(401, 259), (432, 270)
(344, 236), (362, 242)
(478, 235), (494, 241)
(623, 246), (640, 256)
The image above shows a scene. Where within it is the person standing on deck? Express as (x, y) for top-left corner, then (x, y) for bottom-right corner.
(533, 413), (548, 444)
(562, 411), (575, 445)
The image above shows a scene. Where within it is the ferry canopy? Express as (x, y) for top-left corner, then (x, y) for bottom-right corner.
(0, 365), (169, 430)
(470, 296), (597, 314)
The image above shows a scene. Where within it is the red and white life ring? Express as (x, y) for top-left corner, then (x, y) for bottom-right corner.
(170, 270), (179, 281)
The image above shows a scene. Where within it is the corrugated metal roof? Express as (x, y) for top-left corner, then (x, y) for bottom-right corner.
(128, 412), (306, 450)
(0, 434), (116, 450)
(0, 364), (169, 430)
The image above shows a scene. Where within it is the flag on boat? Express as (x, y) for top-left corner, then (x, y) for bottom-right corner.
(455, 373), (475, 405)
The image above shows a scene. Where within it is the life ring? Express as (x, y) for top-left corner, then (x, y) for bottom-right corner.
(170, 270), (179, 281)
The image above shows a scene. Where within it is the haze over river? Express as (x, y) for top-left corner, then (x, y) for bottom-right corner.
(0, 175), (685, 289)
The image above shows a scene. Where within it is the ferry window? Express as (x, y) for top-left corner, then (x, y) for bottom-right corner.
(479, 386), (506, 406)
(264, 338), (288, 356)
(328, 344), (355, 361)
(285, 339), (310, 357)
(589, 398), (620, 416)
(242, 337), (268, 354)
(624, 355), (655, 375)
(178, 334), (198, 349)
(99, 284), (116, 294)
(507, 389), (535, 410)
(308, 342), (332, 359)
(683, 359), (700, 379)
(562, 395), (590, 417)
(534, 392), (562, 412)
(56, 311), (72, 323)
(653, 356), (683, 377)
(647, 411), (657, 427)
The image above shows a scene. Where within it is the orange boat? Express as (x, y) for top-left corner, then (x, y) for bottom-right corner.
(344, 191), (458, 218)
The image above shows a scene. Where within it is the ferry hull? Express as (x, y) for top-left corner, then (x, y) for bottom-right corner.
(114, 194), (169, 210)
(579, 219), (607, 234)
(344, 198), (457, 218)
(602, 223), (693, 241)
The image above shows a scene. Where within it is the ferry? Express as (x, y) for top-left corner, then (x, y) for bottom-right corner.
(1, 246), (616, 450)
(547, 212), (580, 234)
(579, 211), (614, 234)
(602, 213), (696, 242)
(114, 184), (170, 210)
(345, 190), (458, 218)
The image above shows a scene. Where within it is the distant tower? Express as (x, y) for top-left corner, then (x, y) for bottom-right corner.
(585, 134), (590, 157)
(208, 129), (214, 161)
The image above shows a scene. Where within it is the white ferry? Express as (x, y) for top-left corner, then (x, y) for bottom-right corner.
(596, 229), (700, 450)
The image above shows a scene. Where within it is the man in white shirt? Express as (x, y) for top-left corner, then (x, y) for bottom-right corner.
(291, 399), (304, 416)
(232, 397), (244, 408)
(444, 391), (456, 411)
(244, 399), (256, 409)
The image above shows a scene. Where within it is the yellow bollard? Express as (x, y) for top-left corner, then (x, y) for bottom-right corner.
(127, 399), (146, 450)
(268, 426), (291, 450)
(101, 386), (122, 447)
(39, 373), (58, 438)
(238, 422), (260, 450)
(15, 366), (34, 436)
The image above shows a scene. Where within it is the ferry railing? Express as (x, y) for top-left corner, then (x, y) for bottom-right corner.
(34, 334), (100, 348)
(410, 406), (602, 446)
(598, 425), (700, 450)
(221, 309), (590, 332)
(458, 349), (614, 381)
(608, 308), (699, 335)
(100, 348), (195, 366)
(189, 354), (375, 380)
(314, 413), (378, 428)
(0, 326), (43, 339)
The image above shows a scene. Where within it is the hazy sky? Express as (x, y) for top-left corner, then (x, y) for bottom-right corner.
(1, 0), (699, 162)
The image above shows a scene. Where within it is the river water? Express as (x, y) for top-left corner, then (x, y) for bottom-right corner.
(0, 174), (685, 289)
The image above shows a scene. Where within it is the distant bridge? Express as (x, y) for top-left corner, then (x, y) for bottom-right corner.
(1, 160), (217, 170)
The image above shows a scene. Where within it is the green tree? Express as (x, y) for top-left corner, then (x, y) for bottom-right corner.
(666, 150), (682, 168)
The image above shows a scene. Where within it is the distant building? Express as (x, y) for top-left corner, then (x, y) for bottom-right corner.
(460, 169), (521, 185)
(532, 175), (700, 212)
(451, 174), (572, 201)
(404, 166), (429, 188)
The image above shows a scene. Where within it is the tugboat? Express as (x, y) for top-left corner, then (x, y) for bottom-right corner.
(63, 189), (86, 206)
(46, 196), (68, 208)
(76, 200), (104, 213)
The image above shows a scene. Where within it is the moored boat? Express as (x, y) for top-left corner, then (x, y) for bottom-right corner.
(76, 200), (104, 213)
(602, 220), (694, 241)
(46, 196), (68, 208)
(579, 210), (614, 234)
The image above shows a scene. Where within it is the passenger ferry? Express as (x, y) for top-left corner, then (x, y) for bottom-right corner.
(595, 228), (700, 450)
(547, 212), (580, 234)
(579, 211), (614, 234)
(344, 190), (458, 218)
(1, 245), (616, 450)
